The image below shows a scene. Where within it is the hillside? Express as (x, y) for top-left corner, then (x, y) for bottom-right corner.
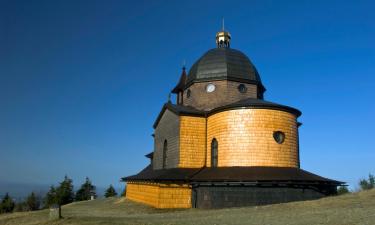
(1, 189), (374, 225)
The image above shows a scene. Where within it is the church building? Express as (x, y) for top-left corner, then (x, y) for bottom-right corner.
(122, 28), (343, 209)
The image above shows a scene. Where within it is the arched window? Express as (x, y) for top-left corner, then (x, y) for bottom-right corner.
(162, 140), (167, 169)
(211, 138), (218, 167)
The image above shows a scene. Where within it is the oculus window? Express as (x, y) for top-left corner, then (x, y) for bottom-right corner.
(206, 83), (216, 93)
(238, 84), (247, 93)
(273, 131), (285, 144)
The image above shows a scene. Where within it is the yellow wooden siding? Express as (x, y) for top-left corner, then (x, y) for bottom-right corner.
(179, 116), (206, 168)
(206, 109), (299, 167)
(126, 182), (192, 208)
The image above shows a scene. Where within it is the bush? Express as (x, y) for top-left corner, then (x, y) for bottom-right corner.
(337, 186), (350, 195)
(0, 193), (15, 214)
(359, 173), (375, 190)
(26, 192), (40, 211)
(14, 201), (28, 212)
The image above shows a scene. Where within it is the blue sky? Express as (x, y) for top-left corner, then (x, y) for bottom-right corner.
(0, 0), (374, 191)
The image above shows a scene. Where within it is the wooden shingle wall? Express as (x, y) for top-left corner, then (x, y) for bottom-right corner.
(206, 109), (299, 167)
(179, 116), (206, 168)
(153, 110), (180, 169)
(183, 81), (257, 110)
(126, 182), (192, 208)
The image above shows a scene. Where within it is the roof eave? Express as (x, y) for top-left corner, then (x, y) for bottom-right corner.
(209, 104), (302, 118)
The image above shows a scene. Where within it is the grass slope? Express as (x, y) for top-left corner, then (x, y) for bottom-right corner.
(1, 189), (375, 225)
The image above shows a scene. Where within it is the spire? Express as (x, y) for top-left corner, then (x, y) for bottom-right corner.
(222, 17), (225, 31)
(216, 18), (231, 48)
(182, 59), (186, 70)
(171, 66), (187, 94)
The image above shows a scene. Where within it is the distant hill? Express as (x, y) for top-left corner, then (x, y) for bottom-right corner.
(1, 189), (374, 225)
(0, 181), (49, 202)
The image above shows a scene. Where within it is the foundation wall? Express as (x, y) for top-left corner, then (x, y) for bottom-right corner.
(193, 186), (326, 209)
(207, 109), (299, 167)
(126, 182), (192, 208)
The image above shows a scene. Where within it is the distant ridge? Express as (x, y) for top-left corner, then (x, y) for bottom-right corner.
(0, 181), (122, 201)
(0, 181), (49, 201)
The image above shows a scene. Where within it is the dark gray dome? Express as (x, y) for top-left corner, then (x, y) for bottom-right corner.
(186, 48), (263, 87)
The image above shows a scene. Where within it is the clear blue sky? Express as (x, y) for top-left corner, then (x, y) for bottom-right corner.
(1, 0), (374, 190)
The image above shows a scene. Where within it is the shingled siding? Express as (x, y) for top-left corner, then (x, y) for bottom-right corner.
(183, 80), (257, 111)
(206, 108), (299, 168)
(126, 182), (192, 208)
(153, 110), (180, 169)
(193, 186), (325, 209)
(179, 116), (206, 168)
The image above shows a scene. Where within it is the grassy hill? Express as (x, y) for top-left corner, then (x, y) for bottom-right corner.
(1, 189), (374, 225)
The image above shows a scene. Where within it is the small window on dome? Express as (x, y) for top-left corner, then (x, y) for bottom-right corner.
(273, 131), (285, 144)
(187, 89), (191, 98)
(238, 84), (247, 93)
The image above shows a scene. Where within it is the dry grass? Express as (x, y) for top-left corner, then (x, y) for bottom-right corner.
(1, 189), (374, 225)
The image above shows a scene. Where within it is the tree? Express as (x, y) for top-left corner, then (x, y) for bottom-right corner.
(44, 185), (58, 208)
(0, 193), (15, 214)
(337, 186), (350, 195)
(75, 177), (96, 201)
(105, 185), (117, 198)
(26, 192), (40, 211)
(14, 201), (28, 212)
(370, 174), (375, 187)
(359, 173), (375, 190)
(56, 175), (74, 205)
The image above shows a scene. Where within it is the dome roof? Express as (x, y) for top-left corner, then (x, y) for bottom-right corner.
(186, 48), (263, 87)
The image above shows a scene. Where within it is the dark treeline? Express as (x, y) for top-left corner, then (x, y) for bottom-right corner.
(0, 175), (120, 214)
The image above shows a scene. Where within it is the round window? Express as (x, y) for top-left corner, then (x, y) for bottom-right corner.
(238, 84), (247, 93)
(186, 89), (191, 98)
(273, 131), (285, 144)
(206, 83), (216, 93)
